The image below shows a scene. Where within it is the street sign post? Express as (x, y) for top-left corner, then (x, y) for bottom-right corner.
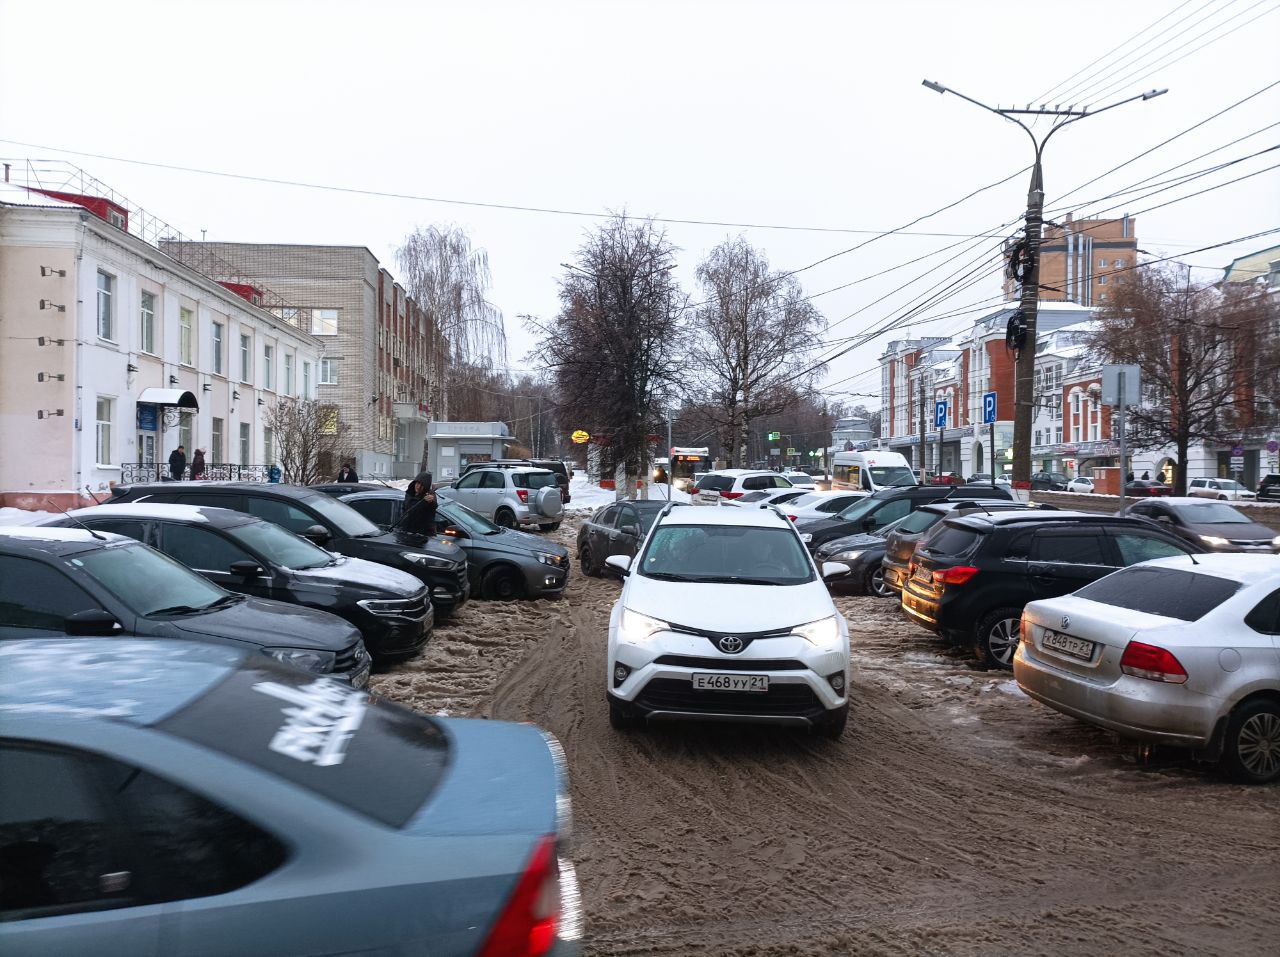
(983, 391), (997, 489)
(786, 447), (797, 456)
(934, 400), (948, 484)
(1102, 365), (1140, 513)
(767, 431), (781, 441)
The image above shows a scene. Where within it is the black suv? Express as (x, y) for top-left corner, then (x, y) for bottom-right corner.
(0, 526), (370, 686)
(1030, 470), (1069, 491)
(796, 484), (1012, 553)
(108, 482), (470, 618)
(42, 504), (433, 660)
(1259, 473), (1280, 501)
(900, 511), (1203, 669)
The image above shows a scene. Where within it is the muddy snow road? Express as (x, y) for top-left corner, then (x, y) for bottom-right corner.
(374, 521), (1278, 956)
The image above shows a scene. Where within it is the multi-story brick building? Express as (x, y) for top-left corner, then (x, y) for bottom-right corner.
(1003, 213), (1138, 306)
(165, 243), (448, 478)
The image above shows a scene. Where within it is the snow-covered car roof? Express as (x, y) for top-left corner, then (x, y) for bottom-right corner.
(656, 504), (793, 528)
(1141, 552), (1280, 585)
(55, 503), (253, 525)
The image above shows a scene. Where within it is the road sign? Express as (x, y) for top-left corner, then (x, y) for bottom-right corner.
(1267, 439), (1279, 453)
(935, 400), (948, 430)
(571, 429), (590, 444)
(786, 447), (797, 456)
(1230, 456), (1245, 469)
(769, 448), (780, 455)
(983, 391), (997, 425)
(1101, 364), (1140, 407)
(1231, 443), (1244, 456)
(767, 431), (781, 441)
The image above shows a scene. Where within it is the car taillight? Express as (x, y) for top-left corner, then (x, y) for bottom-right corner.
(477, 835), (561, 957)
(932, 565), (979, 585)
(720, 490), (743, 499)
(516, 489), (529, 504)
(788, 514), (798, 521)
(1119, 641), (1188, 683)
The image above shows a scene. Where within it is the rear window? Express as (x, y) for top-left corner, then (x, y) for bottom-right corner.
(1074, 566), (1242, 622)
(738, 490), (773, 503)
(157, 660), (448, 828)
(895, 509), (943, 534)
(924, 524), (983, 556)
(511, 471), (557, 490)
(697, 475), (734, 492)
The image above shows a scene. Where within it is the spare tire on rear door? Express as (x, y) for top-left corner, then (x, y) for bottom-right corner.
(535, 486), (563, 518)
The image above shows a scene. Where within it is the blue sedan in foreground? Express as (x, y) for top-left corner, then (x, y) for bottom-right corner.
(0, 639), (581, 956)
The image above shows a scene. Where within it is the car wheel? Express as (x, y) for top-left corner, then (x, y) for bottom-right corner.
(816, 703), (848, 739)
(866, 565), (894, 598)
(609, 698), (638, 731)
(973, 607), (1022, 669)
(1219, 698), (1280, 784)
(1218, 495), (1228, 501)
(494, 508), (517, 529)
(481, 565), (524, 601)
(539, 521), (562, 532)
(579, 542), (601, 577)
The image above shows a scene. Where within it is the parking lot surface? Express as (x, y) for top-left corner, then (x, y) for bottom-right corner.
(374, 519), (1279, 957)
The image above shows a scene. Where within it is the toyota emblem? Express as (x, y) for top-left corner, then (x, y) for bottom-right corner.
(718, 635), (744, 654)
(1061, 615), (1071, 629)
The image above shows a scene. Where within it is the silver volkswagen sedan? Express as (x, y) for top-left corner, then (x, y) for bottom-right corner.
(1014, 554), (1280, 783)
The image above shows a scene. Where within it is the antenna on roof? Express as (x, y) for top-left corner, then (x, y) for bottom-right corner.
(83, 484), (103, 505)
(50, 503), (108, 541)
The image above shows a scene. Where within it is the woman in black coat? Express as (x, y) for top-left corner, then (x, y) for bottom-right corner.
(401, 471), (437, 536)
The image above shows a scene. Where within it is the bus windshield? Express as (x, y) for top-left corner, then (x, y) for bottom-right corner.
(870, 466), (917, 487)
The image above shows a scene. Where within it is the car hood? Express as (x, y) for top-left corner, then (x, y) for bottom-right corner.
(796, 515), (852, 535)
(817, 533), (884, 554)
(473, 526), (569, 558)
(171, 596), (360, 651)
(405, 717), (558, 837)
(623, 574), (835, 633)
(376, 530), (465, 561)
(1181, 520), (1276, 542)
(291, 554), (425, 596)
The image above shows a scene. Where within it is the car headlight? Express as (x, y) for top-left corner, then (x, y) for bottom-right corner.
(800, 532), (813, 544)
(536, 552), (563, 566)
(402, 551), (452, 569)
(1199, 535), (1230, 547)
(263, 648), (337, 674)
(1272, 535), (1280, 549)
(833, 550), (864, 562)
(620, 608), (668, 643)
(791, 615), (840, 648)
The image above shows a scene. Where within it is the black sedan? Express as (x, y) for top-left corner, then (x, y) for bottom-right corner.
(336, 489), (572, 600)
(1122, 497), (1278, 553)
(0, 526), (370, 686)
(40, 503), (433, 660)
(814, 529), (895, 597)
(797, 484), (1012, 553)
(577, 499), (678, 576)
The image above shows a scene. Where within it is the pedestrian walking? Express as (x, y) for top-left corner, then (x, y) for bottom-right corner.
(268, 464), (283, 483)
(168, 445), (186, 481)
(1141, 470), (1150, 480)
(190, 448), (206, 481)
(338, 462), (359, 482)
(400, 470), (437, 536)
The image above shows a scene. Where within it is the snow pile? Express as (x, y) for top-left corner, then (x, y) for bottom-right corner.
(0, 507), (54, 527)
(565, 473), (691, 513)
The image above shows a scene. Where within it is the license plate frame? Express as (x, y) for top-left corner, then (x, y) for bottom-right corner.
(1041, 629), (1095, 662)
(691, 672), (769, 693)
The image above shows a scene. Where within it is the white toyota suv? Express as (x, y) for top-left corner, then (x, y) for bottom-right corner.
(604, 503), (852, 737)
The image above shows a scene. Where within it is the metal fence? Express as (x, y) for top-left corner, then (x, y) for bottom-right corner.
(121, 464), (271, 485)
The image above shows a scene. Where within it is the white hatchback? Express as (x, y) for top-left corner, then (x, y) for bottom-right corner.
(604, 504), (852, 737)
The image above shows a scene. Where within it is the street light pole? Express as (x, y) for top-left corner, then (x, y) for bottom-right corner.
(921, 80), (1166, 489)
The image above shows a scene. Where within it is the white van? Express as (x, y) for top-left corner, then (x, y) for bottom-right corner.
(830, 451), (918, 494)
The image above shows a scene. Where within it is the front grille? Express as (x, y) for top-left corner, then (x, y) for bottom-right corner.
(635, 677), (824, 717)
(334, 641), (364, 672)
(653, 655), (807, 671)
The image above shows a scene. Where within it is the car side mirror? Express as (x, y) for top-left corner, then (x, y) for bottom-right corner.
(302, 524), (331, 546)
(821, 562), (851, 579)
(230, 559), (264, 577)
(604, 554), (632, 575)
(65, 609), (123, 636)
(620, 524), (640, 538)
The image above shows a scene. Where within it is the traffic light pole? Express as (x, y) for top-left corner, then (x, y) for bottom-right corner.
(920, 81), (1165, 488)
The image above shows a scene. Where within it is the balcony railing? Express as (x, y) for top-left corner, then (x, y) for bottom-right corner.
(121, 463), (271, 485)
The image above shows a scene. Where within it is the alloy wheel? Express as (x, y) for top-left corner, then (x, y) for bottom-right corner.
(1237, 712), (1280, 778)
(986, 618), (1020, 666)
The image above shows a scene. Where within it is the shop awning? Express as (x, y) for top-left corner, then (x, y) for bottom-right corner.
(136, 388), (198, 410)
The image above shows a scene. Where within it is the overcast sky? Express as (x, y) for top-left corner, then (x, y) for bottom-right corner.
(3, 0), (1277, 409)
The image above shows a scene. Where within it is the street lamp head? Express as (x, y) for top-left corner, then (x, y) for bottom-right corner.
(922, 79), (947, 95)
(1141, 88), (1168, 100)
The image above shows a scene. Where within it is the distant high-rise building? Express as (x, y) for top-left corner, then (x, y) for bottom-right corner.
(1003, 213), (1138, 306)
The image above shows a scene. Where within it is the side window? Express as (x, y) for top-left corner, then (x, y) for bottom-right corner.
(84, 519), (149, 544)
(347, 499), (395, 527)
(454, 472), (482, 490)
(1111, 531), (1190, 565)
(160, 524), (255, 573)
(174, 493), (243, 511)
(870, 499), (911, 529)
(97, 760), (286, 903)
(596, 505), (620, 526)
(742, 476), (767, 491)
(0, 557), (99, 632)
(0, 745), (135, 918)
(1190, 479), (1206, 489)
(244, 497), (318, 535)
(1244, 589), (1280, 635)
(1030, 530), (1109, 565)
(770, 476), (792, 488)
(617, 506), (639, 530)
(479, 472), (505, 490)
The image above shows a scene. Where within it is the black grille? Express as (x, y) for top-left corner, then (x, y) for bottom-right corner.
(653, 655), (807, 671)
(334, 641), (364, 672)
(635, 678), (824, 718)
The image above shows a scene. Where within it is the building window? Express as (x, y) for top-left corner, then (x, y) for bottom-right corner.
(1035, 430), (1042, 446)
(239, 422), (251, 465)
(302, 361), (311, 399)
(139, 291), (156, 354)
(319, 358), (337, 385)
(263, 426), (274, 466)
(283, 353), (294, 396)
(1098, 275), (1107, 285)
(212, 321), (224, 375)
(239, 333), (252, 383)
(263, 344), (274, 390)
(1055, 426), (1063, 444)
(95, 397), (114, 465)
(179, 416), (193, 454)
(1114, 258), (1125, 268)
(209, 417), (224, 465)
(96, 271), (115, 341)
(1098, 258), (1107, 268)
(311, 308), (339, 336)
(179, 308), (194, 365)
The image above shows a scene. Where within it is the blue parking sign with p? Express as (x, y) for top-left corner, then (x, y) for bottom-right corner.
(983, 391), (997, 424)
(935, 400), (947, 429)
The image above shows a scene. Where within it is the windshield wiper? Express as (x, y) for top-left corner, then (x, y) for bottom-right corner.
(641, 571), (698, 582)
(690, 575), (784, 586)
(149, 604), (204, 617)
(205, 594), (245, 609)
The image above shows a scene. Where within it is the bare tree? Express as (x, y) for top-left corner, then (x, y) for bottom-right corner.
(527, 215), (686, 498)
(396, 225), (507, 418)
(1089, 267), (1276, 494)
(686, 238), (827, 466)
(264, 399), (356, 486)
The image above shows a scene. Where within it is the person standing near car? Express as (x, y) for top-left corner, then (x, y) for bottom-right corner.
(190, 448), (206, 481)
(338, 461), (359, 482)
(401, 471), (437, 536)
(168, 445), (186, 481)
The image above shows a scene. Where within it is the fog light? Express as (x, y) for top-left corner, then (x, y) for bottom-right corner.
(828, 671), (845, 692)
(545, 574), (558, 587)
(613, 664), (631, 686)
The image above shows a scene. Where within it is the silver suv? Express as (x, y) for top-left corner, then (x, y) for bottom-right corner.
(441, 466), (564, 531)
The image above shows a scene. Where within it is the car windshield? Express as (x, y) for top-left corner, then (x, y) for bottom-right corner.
(837, 496), (884, 521)
(439, 502), (503, 535)
(68, 542), (229, 617)
(639, 524), (813, 585)
(1074, 566), (1242, 622)
(512, 471), (557, 490)
(303, 493), (383, 538)
(893, 509), (943, 534)
(1170, 502), (1251, 524)
(789, 493), (824, 507)
(738, 491), (775, 503)
(870, 466), (917, 487)
(227, 520), (333, 570)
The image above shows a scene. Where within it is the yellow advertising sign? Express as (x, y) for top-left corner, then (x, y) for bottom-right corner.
(571, 429), (590, 444)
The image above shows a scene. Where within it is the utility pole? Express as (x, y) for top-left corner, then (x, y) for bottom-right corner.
(921, 80), (1166, 488)
(917, 366), (928, 483)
